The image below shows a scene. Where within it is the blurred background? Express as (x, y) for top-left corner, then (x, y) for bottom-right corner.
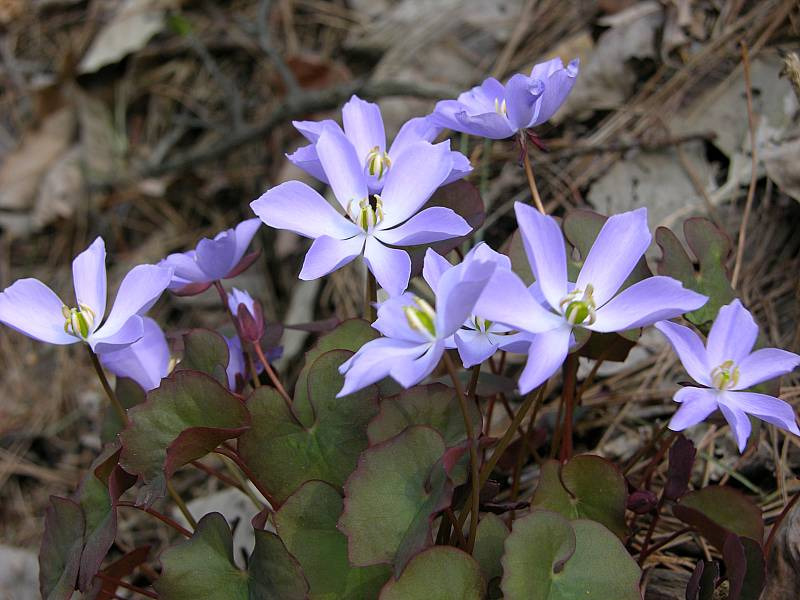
(0, 0), (798, 597)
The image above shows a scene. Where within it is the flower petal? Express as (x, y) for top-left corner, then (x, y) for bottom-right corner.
(388, 116), (440, 157)
(576, 207), (651, 306)
(517, 326), (572, 394)
(229, 219), (262, 272)
(654, 320), (711, 386)
(72, 237), (107, 326)
(453, 111), (516, 139)
(379, 141), (452, 228)
(251, 181), (360, 239)
(286, 144), (329, 184)
(735, 348), (800, 390)
(390, 340), (445, 388)
(442, 149), (473, 185)
(159, 251), (206, 289)
(316, 124), (368, 211)
(422, 248), (452, 292)
(718, 403), (752, 453)
(91, 315), (145, 354)
(434, 253), (496, 337)
(455, 328), (498, 368)
(93, 264), (173, 342)
(225, 335), (245, 391)
(195, 231), (237, 281)
(514, 202), (568, 310)
(529, 58), (579, 126)
(292, 119), (340, 143)
(100, 317), (170, 391)
(363, 237), (411, 297)
(668, 387), (719, 431)
(591, 276), (708, 333)
(0, 279), (74, 344)
(475, 268), (563, 334)
(375, 207), (470, 246)
(741, 394), (800, 441)
(706, 299), (758, 367)
(342, 95), (386, 161)
(724, 391), (800, 437)
(299, 235), (365, 280)
(505, 73), (544, 131)
(338, 338), (427, 397)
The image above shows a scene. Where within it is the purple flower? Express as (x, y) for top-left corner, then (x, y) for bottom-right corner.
(423, 243), (528, 368)
(431, 58), (579, 140)
(251, 124), (471, 296)
(476, 204), (708, 394)
(0, 237), (173, 353)
(287, 95), (471, 192)
(101, 317), (171, 391)
(225, 335), (247, 391)
(337, 248), (497, 396)
(228, 287), (264, 342)
(655, 300), (800, 452)
(159, 219), (261, 295)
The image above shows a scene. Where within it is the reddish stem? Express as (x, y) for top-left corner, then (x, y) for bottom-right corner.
(117, 502), (192, 538)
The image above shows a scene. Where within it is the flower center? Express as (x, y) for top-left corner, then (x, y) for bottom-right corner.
(348, 194), (384, 232)
(494, 97), (507, 116)
(62, 303), (96, 339)
(403, 297), (437, 339)
(711, 360), (740, 390)
(559, 284), (597, 326)
(473, 316), (492, 333)
(366, 146), (391, 179)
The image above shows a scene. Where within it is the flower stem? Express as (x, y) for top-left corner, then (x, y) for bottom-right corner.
(252, 341), (293, 408)
(443, 352), (480, 553)
(215, 444), (278, 509)
(521, 134), (545, 214)
(93, 572), (158, 598)
(87, 346), (128, 427)
(364, 270), (376, 322)
(455, 385), (546, 534)
(166, 480), (197, 529)
(117, 501), (192, 537)
(559, 353), (578, 462)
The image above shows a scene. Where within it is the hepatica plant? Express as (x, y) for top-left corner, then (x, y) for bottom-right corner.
(3, 56), (798, 600)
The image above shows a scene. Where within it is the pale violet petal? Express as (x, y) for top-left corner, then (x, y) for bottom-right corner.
(718, 402), (752, 453)
(668, 387), (719, 431)
(316, 124), (368, 211)
(455, 328), (498, 368)
(71, 237), (107, 326)
(475, 268), (563, 334)
(654, 320), (711, 386)
(706, 299), (758, 367)
(286, 145), (329, 184)
(514, 202), (568, 310)
(299, 235), (365, 280)
(734, 348), (800, 390)
(363, 237), (410, 297)
(0, 279), (74, 345)
(434, 254), (496, 337)
(338, 338), (427, 397)
(342, 95), (386, 161)
(375, 207), (470, 246)
(91, 315), (145, 354)
(422, 248), (452, 292)
(724, 391), (800, 437)
(517, 325), (572, 394)
(100, 317), (170, 391)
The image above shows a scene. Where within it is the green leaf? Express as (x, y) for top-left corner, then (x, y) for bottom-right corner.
(672, 486), (764, 552)
(275, 481), (391, 599)
(501, 511), (641, 600)
(655, 218), (735, 327)
(473, 513), (509, 597)
(368, 383), (480, 447)
(238, 349), (380, 504)
(531, 455), (628, 538)
(119, 371), (250, 505)
(379, 546), (485, 600)
(293, 319), (379, 422)
(155, 513), (249, 599)
(249, 530), (309, 600)
(338, 426), (453, 574)
(39, 496), (85, 600)
(176, 329), (230, 385)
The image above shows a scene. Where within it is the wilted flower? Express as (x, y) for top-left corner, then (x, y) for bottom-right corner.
(431, 58), (579, 140)
(476, 204), (708, 394)
(337, 248), (496, 396)
(251, 124), (471, 296)
(655, 300), (800, 452)
(423, 243), (529, 368)
(288, 95), (471, 191)
(0, 237), (173, 353)
(101, 317), (170, 391)
(159, 219), (261, 295)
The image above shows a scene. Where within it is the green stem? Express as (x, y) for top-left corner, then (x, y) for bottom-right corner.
(167, 481), (197, 529)
(559, 354), (579, 462)
(364, 270), (377, 321)
(443, 353), (480, 554)
(87, 346), (128, 426)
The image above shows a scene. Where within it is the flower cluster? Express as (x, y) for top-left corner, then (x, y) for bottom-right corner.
(1, 56), (797, 456)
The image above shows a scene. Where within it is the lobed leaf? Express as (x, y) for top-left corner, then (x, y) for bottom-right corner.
(501, 511), (641, 600)
(175, 328), (231, 386)
(39, 496), (85, 600)
(274, 481), (391, 599)
(472, 513), (509, 598)
(378, 546), (485, 600)
(530, 455), (628, 538)
(119, 370), (250, 505)
(249, 530), (309, 600)
(238, 349), (380, 505)
(338, 426), (454, 575)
